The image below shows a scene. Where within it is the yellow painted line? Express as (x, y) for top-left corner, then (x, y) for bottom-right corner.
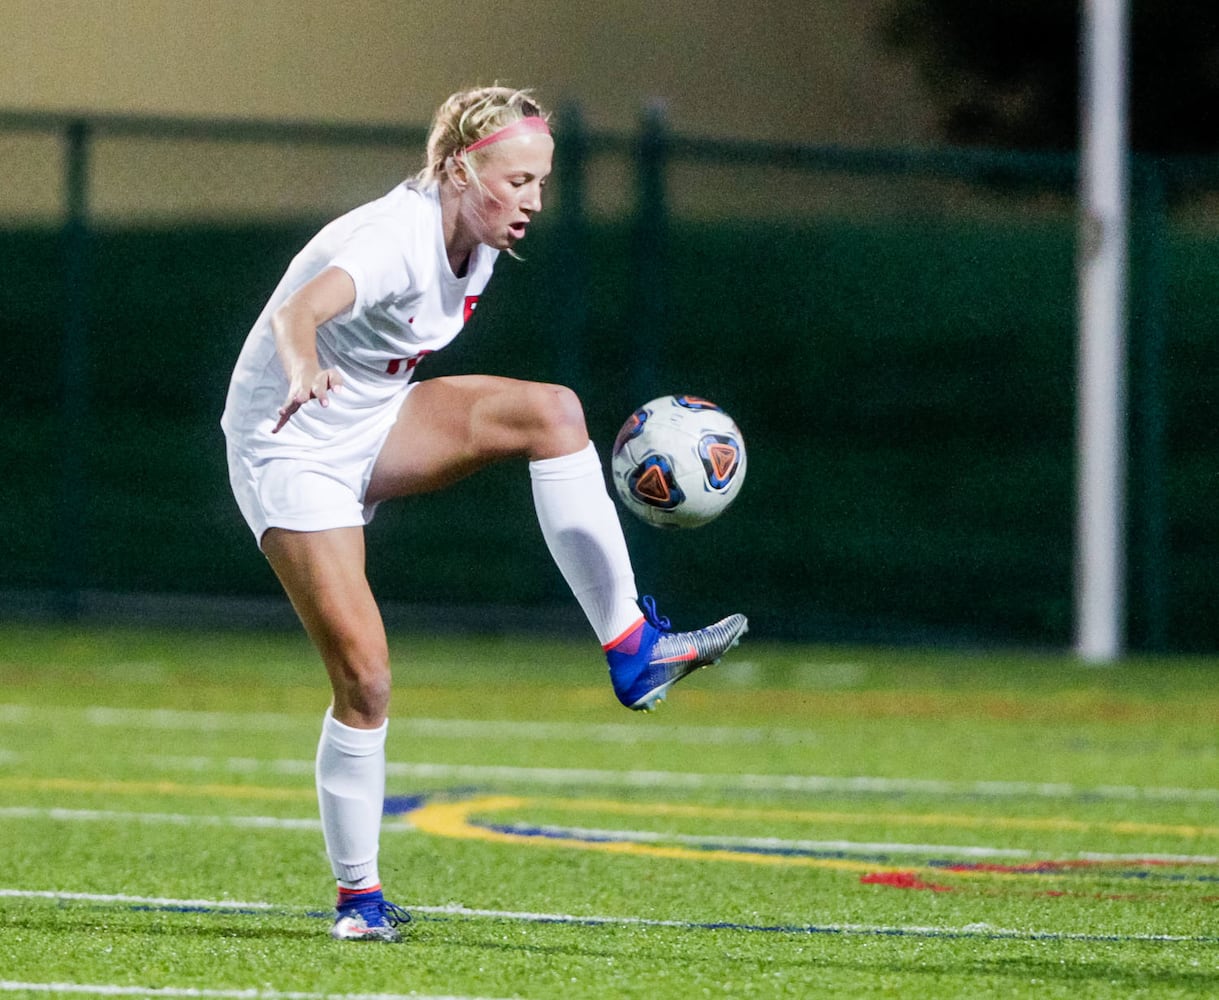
(407, 795), (1219, 878)
(537, 797), (1219, 840)
(0, 776), (313, 802)
(408, 795), (905, 873)
(11, 774), (1204, 886)
(5, 775), (1213, 869)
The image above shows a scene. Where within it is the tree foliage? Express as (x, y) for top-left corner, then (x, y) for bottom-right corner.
(881, 0), (1219, 153)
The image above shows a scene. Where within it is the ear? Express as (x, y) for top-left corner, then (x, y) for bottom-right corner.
(445, 154), (469, 190)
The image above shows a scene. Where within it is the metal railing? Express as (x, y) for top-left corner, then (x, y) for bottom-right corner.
(3, 104), (1216, 649)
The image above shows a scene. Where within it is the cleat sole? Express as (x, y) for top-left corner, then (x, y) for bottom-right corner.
(331, 925), (403, 943)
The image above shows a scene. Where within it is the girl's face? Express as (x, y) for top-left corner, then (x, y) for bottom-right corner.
(459, 133), (554, 251)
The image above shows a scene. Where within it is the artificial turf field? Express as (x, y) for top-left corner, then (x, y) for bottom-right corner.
(0, 622), (1216, 999)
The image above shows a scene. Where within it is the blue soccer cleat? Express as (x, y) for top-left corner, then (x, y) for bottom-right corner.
(605, 596), (748, 711)
(330, 885), (411, 942)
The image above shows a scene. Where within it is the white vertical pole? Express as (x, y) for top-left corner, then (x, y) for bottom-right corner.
(1075, 0), (1130, 662)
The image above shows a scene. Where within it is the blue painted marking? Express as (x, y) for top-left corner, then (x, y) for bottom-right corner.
(383, 793), (431, 815)
(383, 787), (483, 817)
(476, 821), (896, 863)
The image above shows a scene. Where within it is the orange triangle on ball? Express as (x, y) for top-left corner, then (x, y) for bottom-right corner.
(635, 465), (673, 503)
(706, 442), (738, 481)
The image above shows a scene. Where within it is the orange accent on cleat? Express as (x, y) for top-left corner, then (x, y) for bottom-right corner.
(603, 615), (646, 652)
(650, 645), (699, 665)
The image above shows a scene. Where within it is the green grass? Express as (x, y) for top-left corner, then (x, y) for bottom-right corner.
(1, 622), (1218, 998)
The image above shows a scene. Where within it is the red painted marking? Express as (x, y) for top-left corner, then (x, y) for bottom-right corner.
(861, 872), (955, 893)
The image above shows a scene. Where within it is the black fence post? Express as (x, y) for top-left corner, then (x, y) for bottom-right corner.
(553, 100), (589, 392)
(57, 120), (91, 619)
(633, 100), (669, 405)
(627, 101), (671, 589)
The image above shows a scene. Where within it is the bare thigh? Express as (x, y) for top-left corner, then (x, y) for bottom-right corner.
(366, 374), (588, 502)
(261, 525), (390, 728)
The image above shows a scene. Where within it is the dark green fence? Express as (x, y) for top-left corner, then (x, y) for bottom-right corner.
(3, 107), (1216, 649)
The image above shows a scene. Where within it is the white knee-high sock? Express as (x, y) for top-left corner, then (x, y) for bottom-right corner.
(316, 708), (386, 889)
(530, 441), (642, 646)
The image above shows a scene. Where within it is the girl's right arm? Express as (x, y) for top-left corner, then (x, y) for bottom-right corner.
(270, 266), (358, 433)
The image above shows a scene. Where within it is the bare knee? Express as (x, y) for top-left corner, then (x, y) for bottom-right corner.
(523, 383), (588, 459)
(322, 632), (392, 727)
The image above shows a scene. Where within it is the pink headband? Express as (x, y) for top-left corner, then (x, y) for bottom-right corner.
(464, 116), (551, 154)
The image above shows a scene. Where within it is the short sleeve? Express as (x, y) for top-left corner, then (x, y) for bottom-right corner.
(327, 221), (413, 322)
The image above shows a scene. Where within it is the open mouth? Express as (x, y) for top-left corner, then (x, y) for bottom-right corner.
(508, 221), (529, 239)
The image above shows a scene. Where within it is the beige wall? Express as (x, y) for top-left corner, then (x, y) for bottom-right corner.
(2, 0), (931, 142)
(1, 0), (936, 223)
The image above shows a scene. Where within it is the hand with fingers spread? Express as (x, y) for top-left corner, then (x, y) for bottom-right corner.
(273, 364), (345, 433)
(267, 266), (357, 434)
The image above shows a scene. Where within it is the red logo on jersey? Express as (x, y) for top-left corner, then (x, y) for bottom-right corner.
(464, 295), (480, 324)
(385, 349), (433, 376)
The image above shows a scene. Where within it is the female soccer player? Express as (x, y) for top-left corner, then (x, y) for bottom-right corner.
(221, 86), (747, 942)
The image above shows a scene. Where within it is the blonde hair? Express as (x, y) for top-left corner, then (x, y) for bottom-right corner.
(416, 85), (551, 185)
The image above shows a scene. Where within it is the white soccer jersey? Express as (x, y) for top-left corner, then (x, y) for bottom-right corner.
(221, 180), (500, 540)
(221, 180), (498, 460)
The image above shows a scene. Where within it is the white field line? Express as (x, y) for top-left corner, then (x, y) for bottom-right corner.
(0, 804), (1033, 860)
(0, 889), (276, 910)
(0, 703), (810, 745)
(14, 803), (1219, 863)
(0, 889), (1213, 945)
(0, 982), (510, 1000)
(409, 902), (1216, 943)
(3, 703), (1216, 803)
(6, 806), (1215, 864)
(0, 807), (324, 832)
(137, 753), (1219, 805)
(4, 748), (1218, 811)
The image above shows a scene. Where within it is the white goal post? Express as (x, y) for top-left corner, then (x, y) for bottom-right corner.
(1075, 0), (1131, 662)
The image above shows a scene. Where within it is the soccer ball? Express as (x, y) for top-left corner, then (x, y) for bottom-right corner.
(610, 394), (747, 529)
